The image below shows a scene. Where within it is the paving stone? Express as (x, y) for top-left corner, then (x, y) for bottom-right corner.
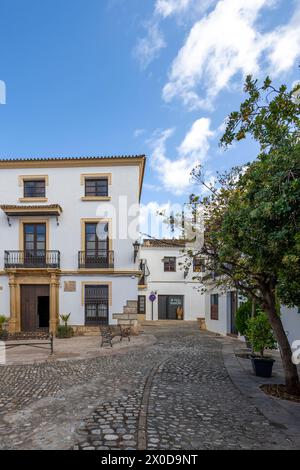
(0, 324), (299, 450)
(104, 434), (118, 441)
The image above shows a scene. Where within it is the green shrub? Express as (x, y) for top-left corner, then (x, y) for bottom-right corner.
(0, 315), (9, 331)
(0, 329), (8, 340)
(56, 325), (74, 339)
(235, 301), (252, 335)
(245, 310), (277, 357)
(59, 313), (71, 327)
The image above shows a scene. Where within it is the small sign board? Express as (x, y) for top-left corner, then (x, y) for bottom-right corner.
(64, 281), (76, 292)
(170, 299), (182, 306)
(149, 293), (156, 302)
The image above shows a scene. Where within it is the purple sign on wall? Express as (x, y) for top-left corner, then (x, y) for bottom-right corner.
(149, 293), (156, 302)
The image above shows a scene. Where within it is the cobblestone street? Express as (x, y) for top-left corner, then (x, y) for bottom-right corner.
(0, 323), (299, 450)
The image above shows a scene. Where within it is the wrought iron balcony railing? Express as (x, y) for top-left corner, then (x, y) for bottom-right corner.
(78, 250), (114, 269)
(4, 250), (60, 269)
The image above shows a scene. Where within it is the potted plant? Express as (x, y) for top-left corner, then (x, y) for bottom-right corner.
(235, 300), (252, 347)
(0, 315), (9, 331)
(245, 310), (277, 378)
(176, 306), (184, 320)
(0, 315), (9, 340)
(56, 313), (74, 339)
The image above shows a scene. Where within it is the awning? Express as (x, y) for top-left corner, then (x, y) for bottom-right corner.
(0, 204), (63, 217)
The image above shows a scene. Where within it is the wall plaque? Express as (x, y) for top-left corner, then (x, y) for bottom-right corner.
(64, 281), (76, 292)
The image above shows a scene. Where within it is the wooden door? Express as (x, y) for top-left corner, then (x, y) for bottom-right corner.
(21, 285), (50, 331)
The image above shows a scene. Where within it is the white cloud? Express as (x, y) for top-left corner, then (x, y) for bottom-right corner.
(155, 0), (193, 18)
(140, 201), (182, 238)
(163, 0), (300, 109)
(134, 128), (146, 138)
(134, 0), (216, 69)
(266, 5), (300, 75)
(149, 118), (214, 195)
(155, 0), (216, 18)
(178, 118), (214, 158)
(143, 182), (162, 192)
(134, 22), (166, 69)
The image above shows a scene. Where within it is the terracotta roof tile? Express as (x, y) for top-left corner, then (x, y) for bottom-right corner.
(0, 204), (63, 216)
(1, 204), (62, 210)
(142, 239), (186, 248)
(0, 155), (145, 163)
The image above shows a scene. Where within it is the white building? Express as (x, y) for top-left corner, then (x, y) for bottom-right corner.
(0, 155), (145, 334)
(204, 285), (300, 346)
(204, 285), (240, 337)
(138, 239), (205, 322)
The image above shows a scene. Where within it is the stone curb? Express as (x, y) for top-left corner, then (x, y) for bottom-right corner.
(222, 341), (300, 446)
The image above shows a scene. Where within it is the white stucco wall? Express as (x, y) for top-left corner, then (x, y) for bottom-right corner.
(281, 306), (300, 346)
(204, 287), (300, 347)
(0, 161), (141, 326)
(60, 275), (138, 326)
(140, 246), (205, 321)
(205, 289), (230, 336)
(0, 276), (10, 317)
(0, 164), (140, 271)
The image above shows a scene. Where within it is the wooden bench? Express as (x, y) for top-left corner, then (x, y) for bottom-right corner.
(100, 325), (131, 347)
(0, 331), (54, 355)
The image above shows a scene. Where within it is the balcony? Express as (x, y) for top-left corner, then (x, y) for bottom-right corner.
(78, 250), (114, 269)
(4, 250), (60, 269)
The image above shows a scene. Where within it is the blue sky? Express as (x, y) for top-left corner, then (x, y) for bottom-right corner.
(0, 0), (299, 217)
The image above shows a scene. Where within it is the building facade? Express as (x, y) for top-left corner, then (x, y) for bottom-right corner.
(0, 155), (145, 333)
(204, 286), (300, 346)
(138, 239), (205, 322)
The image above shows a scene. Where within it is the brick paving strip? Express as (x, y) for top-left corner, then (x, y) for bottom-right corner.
(137, 357), (171, 450)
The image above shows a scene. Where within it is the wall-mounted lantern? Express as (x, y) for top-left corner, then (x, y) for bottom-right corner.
(133, 240), (140, 263)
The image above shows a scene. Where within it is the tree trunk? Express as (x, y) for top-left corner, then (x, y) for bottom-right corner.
(263, 287), (300, 396)
(251, 301), (256, 355)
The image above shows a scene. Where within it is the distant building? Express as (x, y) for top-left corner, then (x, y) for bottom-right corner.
(138, 239), (205, 322)
(204, 284), (300, 346)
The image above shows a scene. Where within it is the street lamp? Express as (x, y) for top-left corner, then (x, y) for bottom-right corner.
(133, 240), (140, 263)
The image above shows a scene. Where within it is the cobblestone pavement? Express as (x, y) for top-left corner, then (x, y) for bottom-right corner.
(0, 324), (299, 450)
